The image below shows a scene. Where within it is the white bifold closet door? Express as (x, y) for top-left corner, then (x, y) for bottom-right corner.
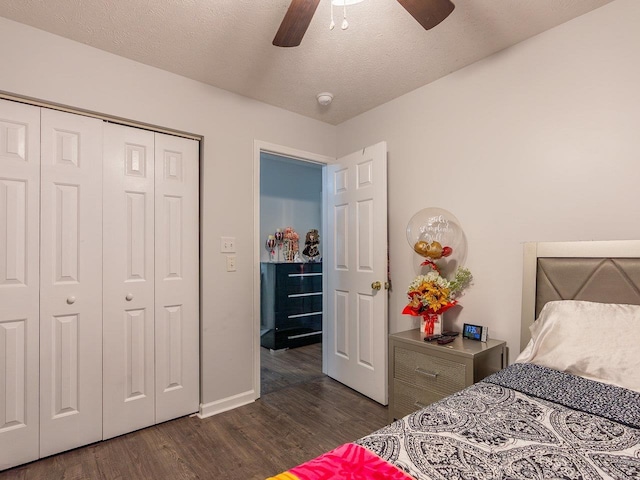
(102, 123), (199, 440)
(103, 124), (156, 438)
(0, 102), (104, 467)
(0, 99), (41, 469)
(39, 109), (103, 456)
(153, 133), (199, 424)
(0, 100), (199, 468)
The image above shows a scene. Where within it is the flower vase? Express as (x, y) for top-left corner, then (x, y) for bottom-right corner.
(422, 313), (442, 337)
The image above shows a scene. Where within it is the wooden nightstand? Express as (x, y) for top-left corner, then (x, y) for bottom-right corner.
(388, 329), (506, 422)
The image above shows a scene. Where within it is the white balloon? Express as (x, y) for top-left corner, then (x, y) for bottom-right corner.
(406, 207), (468, 278)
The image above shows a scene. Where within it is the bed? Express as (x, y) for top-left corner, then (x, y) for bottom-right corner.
(267, 240), (640, 480)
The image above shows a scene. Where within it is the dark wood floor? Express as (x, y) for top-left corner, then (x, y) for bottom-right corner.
(1, 343), (389, 480)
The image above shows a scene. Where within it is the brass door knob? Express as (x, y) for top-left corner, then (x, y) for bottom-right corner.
(371, 281), (382, 290)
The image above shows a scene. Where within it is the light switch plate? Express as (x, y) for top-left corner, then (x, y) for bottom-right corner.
(221, 236), (236, 253)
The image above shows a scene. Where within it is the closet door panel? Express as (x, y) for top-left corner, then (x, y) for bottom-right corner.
(39, 109), (103, 457)
(103, 123), (155, 440)
(0, 99), (40, 470)
(154, 134), (199, 423)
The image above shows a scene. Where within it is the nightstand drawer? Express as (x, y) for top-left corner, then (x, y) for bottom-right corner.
(394, 346), (466, 395)
(392, 380), (447, 419)
(388, 329), (507, 422)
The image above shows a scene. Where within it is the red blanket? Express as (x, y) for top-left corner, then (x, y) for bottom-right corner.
(266, 443), (413, 480)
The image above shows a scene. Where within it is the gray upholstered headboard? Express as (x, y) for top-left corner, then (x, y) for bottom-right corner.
(520, 241), (640, 351)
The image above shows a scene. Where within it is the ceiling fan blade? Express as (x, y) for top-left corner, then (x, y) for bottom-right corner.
(273, 0), (321, 47)
(397, 0), (455, 30)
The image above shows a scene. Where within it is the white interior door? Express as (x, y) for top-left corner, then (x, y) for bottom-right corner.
(0, 99), (41, 470)
(154, 133), (199, 422)
(39, 109), (103, 456)
(103, 123), (156, 439)
(325, 142), (388, 404)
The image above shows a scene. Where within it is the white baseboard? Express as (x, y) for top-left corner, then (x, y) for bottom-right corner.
(197, 390), (256, 419)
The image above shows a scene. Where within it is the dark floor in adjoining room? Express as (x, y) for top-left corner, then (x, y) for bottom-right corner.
(260, 341), (325, 395)
(1, 343), (389, 480)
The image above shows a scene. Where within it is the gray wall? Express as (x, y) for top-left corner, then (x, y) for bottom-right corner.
(2, 0), (638, 412)
(260, 154), (322, 262)
(337, 0), (640, 357)
(0, 16), (336, 414)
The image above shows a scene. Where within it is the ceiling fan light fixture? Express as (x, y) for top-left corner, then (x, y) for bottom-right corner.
(274, 0), (452, 48)
(317, 92), (334, 106)
(330, 0), (362, 31)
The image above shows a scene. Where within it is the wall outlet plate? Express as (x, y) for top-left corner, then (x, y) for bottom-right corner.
(226, 255), (236, 272)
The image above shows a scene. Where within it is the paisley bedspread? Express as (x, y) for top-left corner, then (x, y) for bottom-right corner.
(356, 363), (640, 480)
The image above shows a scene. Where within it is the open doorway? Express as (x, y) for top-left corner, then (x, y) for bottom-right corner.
(255, 147), (330, 398)
(253, 140), (389, 403)
(260, 152), (322, 395)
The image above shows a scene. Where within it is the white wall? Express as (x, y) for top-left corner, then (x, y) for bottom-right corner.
(0, 17), (336, 412)
(336, 0), (640, 358)
(260, 154), (323, 262)
(3, 0), (639, 414)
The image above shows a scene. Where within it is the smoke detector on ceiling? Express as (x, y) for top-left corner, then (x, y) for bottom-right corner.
(317, 92), (334, 106)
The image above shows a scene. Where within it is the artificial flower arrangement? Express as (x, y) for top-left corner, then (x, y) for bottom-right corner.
(282, 226), (299, 261)
(283, 227), (299, 251)
(402, 267), (473, 318)
(403, 208), (473, 335)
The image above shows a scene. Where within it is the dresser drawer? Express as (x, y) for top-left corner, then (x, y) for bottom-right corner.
(394, 346), (466, 395)
(274, 312), (322, 331)
(278, 273), (322, 295)
(275, 264), (322, 295)
(261, 262), (323, 350)
(392, 380), (447, 419)
(276, 292), (323, 314)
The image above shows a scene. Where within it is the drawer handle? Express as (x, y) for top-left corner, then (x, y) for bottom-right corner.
(414, 401), (429, 409)
(415, 367), (438, 378)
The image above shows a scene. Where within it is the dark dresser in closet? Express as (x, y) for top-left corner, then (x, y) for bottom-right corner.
(260, 262), (322, 350)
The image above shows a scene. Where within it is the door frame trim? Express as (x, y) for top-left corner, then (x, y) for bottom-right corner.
(252, 140), (334, 399)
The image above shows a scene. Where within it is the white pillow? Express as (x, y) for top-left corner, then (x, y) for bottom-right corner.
(516, 300), (640, 393)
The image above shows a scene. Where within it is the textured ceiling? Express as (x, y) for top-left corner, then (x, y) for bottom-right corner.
(0, 0), (614, 125)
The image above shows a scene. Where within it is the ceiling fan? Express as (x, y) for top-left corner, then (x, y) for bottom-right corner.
(273, 0), (455, 47)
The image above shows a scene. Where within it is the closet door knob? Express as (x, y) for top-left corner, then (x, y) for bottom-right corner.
(66, 296), (76, 304)
(125, 293), (134, 301)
